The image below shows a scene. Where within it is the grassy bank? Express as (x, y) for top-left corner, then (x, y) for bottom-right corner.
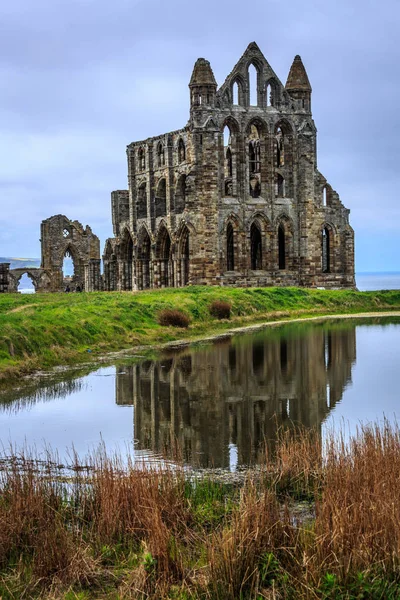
(1, 422), (400, 598)
(1, 286), (400, 381)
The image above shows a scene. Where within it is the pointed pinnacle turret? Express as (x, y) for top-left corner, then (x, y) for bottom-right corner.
(189, 58), (217, 87)
(286, 55), (312, 92)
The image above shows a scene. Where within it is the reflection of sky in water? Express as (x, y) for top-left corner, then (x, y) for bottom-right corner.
(0, 367), (135, 462)
(0, 319), (399, 468)
(322, 324), (400, 439)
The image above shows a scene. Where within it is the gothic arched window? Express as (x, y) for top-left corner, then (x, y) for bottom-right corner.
(227, 223), (234, 271)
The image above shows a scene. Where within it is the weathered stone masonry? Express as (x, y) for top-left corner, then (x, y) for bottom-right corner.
(1, 215), (101, 293)
(103, 42), (355, 290)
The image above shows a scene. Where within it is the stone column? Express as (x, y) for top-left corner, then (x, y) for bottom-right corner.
(85, 259), (101, 292)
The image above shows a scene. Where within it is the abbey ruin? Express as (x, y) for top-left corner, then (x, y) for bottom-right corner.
(103, 42), (355, 291)
(0, 43), (355, 292)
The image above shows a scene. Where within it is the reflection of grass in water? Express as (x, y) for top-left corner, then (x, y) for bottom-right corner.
(1, 286), (400, 381)
(1, 422), (400, 598)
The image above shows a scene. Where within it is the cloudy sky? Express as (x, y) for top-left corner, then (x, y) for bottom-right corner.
(0, 0), (398, 272)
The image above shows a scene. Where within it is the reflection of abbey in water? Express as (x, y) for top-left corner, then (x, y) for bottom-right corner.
(116, 325), (356, 467)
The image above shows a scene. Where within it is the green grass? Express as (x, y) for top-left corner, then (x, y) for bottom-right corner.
(1, 286), (400, 381)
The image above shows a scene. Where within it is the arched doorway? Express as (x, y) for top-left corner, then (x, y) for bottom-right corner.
(250, 222), (262, 270)
(156, 225), (173, 287)
(119, 231), (134, 291)
(137, 227), (151, 289)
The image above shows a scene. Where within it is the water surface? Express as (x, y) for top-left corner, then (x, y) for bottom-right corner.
(1, 317), (399, 469)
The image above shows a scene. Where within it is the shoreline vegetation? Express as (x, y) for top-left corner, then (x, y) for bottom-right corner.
(2, 422), (400, 598)
(1, 286), (400, 383)
(1, 287), (400, 383)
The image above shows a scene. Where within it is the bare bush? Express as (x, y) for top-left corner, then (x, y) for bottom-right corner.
(209, 300), (231, 320)
(157, 309), (191, 328)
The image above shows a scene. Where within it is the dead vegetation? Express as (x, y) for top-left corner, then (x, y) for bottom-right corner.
(1, 422), (400, 598)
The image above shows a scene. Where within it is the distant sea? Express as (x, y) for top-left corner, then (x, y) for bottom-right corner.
(15, 272), (400, 293)
(356, 272), (400, 291)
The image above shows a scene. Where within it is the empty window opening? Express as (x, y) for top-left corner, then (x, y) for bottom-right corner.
(227, 223), (235, 271)
(249, 64), (258, 106)
(175, 175), (187, 213)
(155, 178), (167, 217)
(322, 227), (331, 273)
(266, 83), (273, 107)
(276, 174), (285, 197)
(232, 82), (239, 105)
(249, 177), (261, 198)
(250, 222), (262, 270)
(137, 183), (147, 219)
(276, 127), (284, 167)
(223, 125), (231, 147)
(198, 93), (202, 105)
(322, 186), (327, 207)
(178, 138), (186, 163)
(138, 148), (146, 171)
(157, 143), (165, 168)
(17, 273), (35, 294)
(278, 225), (286, 270)
(226, 147), (233, 177)
(63, 228), (71, 238)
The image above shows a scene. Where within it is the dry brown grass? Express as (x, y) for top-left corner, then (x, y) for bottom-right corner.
(2, 422), (400, 598)
(157, 309), (191, 328)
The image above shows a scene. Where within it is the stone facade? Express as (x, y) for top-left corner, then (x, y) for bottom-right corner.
(103, 42), (355, 291)
(1, 215), (101, 293)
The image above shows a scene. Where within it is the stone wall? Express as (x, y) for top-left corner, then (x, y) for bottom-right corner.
(0, 263), (10, 293)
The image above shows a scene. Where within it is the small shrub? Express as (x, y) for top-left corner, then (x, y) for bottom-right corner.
(157, 309), (190, 328)
(209, 300), (231, 320)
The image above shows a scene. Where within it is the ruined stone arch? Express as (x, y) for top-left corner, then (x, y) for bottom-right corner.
(247, 213), (271, 271)
(265, 78), (278, 107)
(223, 214), (241, 273)
(155, 223), (173, 288)
(156, 142), (165, 167)
(136, 225), (152, 289)
(137, 180), (147, 219)
(275, 214), (294, 271)
(231, 75), (245, 106)
(137, 146), (146, 171)
(321, 222), (336, 274)
(155, 178), (167, 217)
(245, 117), (269, 136)
(174, 174), (187, 214)
(9, 270), (39, 293)
(247, 60), (262, 106)
(175, 221), (192, 287)
(221, 116), (240, 198)
(118, 228), (134, 290)
(177, 137), (186, 163)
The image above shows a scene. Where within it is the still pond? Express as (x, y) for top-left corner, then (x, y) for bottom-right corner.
(1, 317), (400, 469)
